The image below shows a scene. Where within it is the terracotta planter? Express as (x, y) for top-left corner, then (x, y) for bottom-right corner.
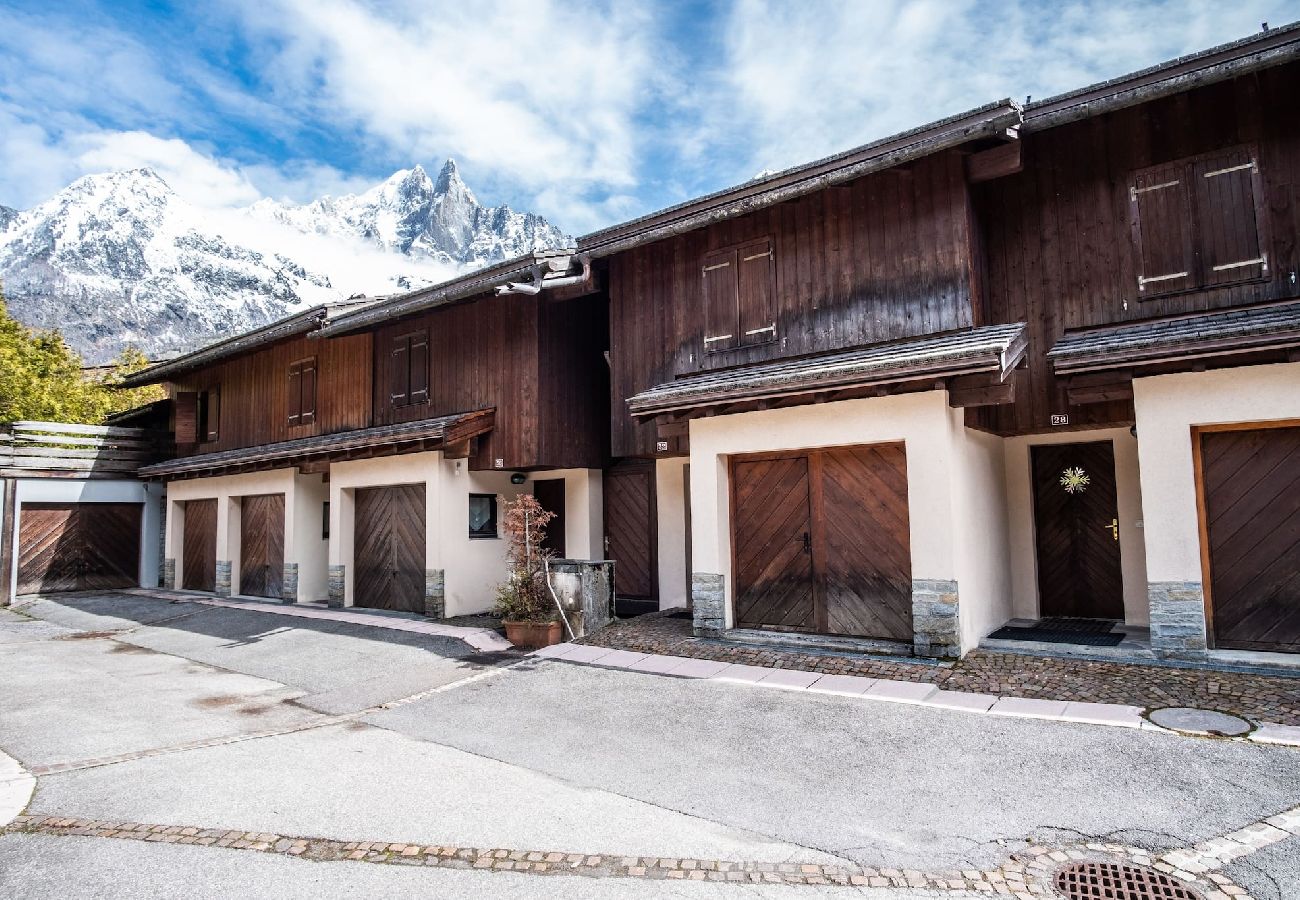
(504, 619), (564, 650)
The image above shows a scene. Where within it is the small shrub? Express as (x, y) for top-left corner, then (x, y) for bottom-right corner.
(492, 493), (558, 623)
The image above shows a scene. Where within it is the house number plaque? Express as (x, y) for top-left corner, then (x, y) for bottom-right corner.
(1050, 413), (1069, 426)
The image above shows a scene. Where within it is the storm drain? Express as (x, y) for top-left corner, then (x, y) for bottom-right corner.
(1053, 861), (1204, 900)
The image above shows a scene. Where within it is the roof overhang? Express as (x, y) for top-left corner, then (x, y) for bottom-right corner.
(627, 323), (1027, 419)
(1048, 301), (1300, 376)
(139, 409), (494, 480)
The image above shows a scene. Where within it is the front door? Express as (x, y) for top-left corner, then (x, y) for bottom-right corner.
(353, 484), (426, 613)
(182, 499), (218, 592)
(731, 443), (913, 641)
(239, 494), (285, 599)
(533, 478), (566, 558)
(1031, 441), (1124, 619)
(603, 461), (657, 606)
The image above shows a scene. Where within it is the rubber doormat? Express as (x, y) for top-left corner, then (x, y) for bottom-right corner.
(988, 618), (1125, 647)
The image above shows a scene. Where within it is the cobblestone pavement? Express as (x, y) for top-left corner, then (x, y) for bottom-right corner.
(8, 807), (1295, 899)
(580, 613), (1300, 725)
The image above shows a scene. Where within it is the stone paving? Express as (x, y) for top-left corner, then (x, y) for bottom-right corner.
(7, 808), (1290, 898)
(580, 613), (1300, 726)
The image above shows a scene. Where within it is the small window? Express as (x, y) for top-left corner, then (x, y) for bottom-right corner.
(468, 493), (498, 539)
(702, 238), (776, 352)
(287, 357), (317, 426)
(390, 331), (429, 408)
(197, 387), (220, 443)
(321, 501), (330, 540)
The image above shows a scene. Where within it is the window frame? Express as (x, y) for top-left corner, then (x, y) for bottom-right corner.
(468, 493), (498, 540)
(390, 330), (430, 409)
(287, 356), (317, 427)
(701, 236), (778, 354)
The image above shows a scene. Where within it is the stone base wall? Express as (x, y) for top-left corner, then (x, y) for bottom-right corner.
(162, 559), (177, 591)
(425, 569), (445, 619)
(281, 563), (299, 605)
(1149, 581), (1208, 657)
(328, 565), (346, 608)
(911, 579), (961, 659)
(692, 573), (725, 636)
(214, 561), (232, 598)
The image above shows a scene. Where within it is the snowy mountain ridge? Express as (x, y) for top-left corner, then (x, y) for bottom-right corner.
(0, 160), (568, 362)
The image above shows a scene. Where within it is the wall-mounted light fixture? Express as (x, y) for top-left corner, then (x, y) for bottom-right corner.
(510, 472), (527, 485)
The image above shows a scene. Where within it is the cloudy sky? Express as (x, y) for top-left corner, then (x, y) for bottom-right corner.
(0, 1), (1292, 233)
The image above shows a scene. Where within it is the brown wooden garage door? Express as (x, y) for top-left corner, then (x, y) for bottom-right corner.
(182, 499), (218, 592)
(1199, 425), (1300, 653)
(239, 494), (285, 599)
(731, 443), (912, 641)
(17, 503), (142, 595)
(354, 484), (426, 613)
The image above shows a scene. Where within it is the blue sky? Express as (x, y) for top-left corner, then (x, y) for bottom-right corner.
(1, 1), (1294, 233)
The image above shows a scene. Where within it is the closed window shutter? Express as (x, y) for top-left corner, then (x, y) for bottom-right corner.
(702, 248), (738, 352)
(300, 360), (317, 424)
(409, 333), (429, 404)
(1131, 163), (1194, 294)
(390, 336), (409, 406)
(737, 238), (776, 346)
(1193, 148), (1268, 287)
(287, 364), (301, 425)
(205, 388), (220, 442)
(175, 392), (198, 444)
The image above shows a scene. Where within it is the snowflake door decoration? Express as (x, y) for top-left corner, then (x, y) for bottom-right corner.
(1060, 467), (1090, 494)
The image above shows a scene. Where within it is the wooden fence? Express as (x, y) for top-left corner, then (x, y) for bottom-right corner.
(0, 421), (165, 477)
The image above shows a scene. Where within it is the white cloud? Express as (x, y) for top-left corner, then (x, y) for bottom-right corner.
(72, 132), (263, 208)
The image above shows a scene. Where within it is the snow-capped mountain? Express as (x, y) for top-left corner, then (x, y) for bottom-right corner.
(0, 160), (569, 362)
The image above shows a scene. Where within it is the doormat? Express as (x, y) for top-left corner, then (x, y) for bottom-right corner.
(988, 621), (1125, 647)
(1038, 617), (1120, 634)
(665, 609), (694, 620)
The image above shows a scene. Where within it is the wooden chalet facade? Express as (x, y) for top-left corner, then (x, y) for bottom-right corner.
(116, 24), (1300, 662)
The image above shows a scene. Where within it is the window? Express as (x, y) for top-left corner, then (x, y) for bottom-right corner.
(390, 331), (429, 408)
(287, 357), (317, 426)
(702, 237), (776, 352)
(321, 501), (330, 541)
(1130, 145), (1269, 298)
(468, 493), (498, 539)
(196, 387), (220, 443)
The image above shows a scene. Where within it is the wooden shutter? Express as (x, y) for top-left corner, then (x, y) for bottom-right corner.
(390, 336), (410, 406)
(408, 332), (429, 404)
(1193, 147), (1269, 288)
(737, 238), (776, 346)
(204, 388), (220, 442)
(702, 248), (738, 352)
(287, 364), (302, 425)
(300, 358), (317, 424)
(1131, 162), (1195, 295)
(175, 392), (198, 445)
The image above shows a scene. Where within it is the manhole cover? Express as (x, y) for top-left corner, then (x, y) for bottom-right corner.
(1055, 861), (1203, 900)
(1148, 707), (1251, 736)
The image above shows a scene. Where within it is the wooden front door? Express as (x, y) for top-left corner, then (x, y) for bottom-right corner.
(182, 499), (218, 592)
(353, 484), (426, 614)
(533, 478), (566, 558)
(731, 443), (913, 640)
(1199, 425), (1300, 653)
(603, 462), (657, 604)
(1031, 442), (1124, 619)
(16, 503), (142, 595)
(239, 494), (285, 599)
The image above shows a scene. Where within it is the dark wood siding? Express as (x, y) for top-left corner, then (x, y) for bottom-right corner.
(609, 152), (977, 456)
(17, 503), (142, 595)
(975, 63), (1300, 435)
(172, 333), (372, 454)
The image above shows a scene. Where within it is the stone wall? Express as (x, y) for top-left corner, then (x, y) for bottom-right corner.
(425, 569), (445, 619)
(1148, 581), (1208, 657)
(911, 579), (961, 659)
(281, 563), (299, 604)
(327, 565), (345, 609)
(692, 572), (725, 636)
(214, 560), (232, 598)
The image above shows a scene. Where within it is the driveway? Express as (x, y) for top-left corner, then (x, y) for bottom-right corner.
(1, 592), (1297, 898)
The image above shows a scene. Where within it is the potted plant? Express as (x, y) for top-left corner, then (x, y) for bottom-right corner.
(493, 493), (564, 649)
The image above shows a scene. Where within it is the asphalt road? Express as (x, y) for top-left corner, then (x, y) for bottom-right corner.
(1, 592), (1297, 898)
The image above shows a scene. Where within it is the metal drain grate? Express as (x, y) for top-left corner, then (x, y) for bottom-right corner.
(1054, 861), (1204, 900)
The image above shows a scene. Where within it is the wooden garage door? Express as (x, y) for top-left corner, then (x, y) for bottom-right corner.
(17, 503), (142, 595)
(1199, 425), (1300, 653)
(182, 499), (218, 592)
(239, 494), (285, 599)
(354, 484), (426, 614)
(604, 462), (656, 604)
(731, 443), (912, 641)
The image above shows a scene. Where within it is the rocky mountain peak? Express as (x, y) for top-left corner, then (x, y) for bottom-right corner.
(0, 205), (16, 232)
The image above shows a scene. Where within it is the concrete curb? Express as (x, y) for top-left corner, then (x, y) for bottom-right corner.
(0, 749), (35, 827)
(531, 643), (1300, 746)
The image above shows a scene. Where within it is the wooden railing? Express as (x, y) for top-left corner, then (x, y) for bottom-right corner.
(0, 421), (166, 476)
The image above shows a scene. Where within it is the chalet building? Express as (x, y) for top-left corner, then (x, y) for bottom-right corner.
(124, 24), (1300, 664)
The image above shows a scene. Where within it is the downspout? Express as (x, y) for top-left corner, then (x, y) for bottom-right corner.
(494, 256), (591, 296)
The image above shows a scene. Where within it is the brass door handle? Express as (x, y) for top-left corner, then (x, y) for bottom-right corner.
(1106, 519), (1118, 541)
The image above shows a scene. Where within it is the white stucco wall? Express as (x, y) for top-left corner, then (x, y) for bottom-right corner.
(688, 391), (968, 631)
(8, 477), (161, 597)
(293, 474), (329, 602)
(655, 457), (690, 609)
(537, 468), (603, 560)
(1133, 362), (1300, 584)
(951, 428), (1013, 648)
(1001, 427), (1149, 624)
